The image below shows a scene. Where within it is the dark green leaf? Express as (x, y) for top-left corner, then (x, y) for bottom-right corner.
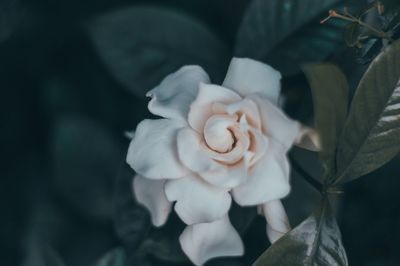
(96, 248), (126, 266)
(86, 6), (230, 98)
(303, 64), (349, 174)
(52, 116), (124, 221)
(41, 246), (65, 266)
(23, 240), (65, 266)
(253, 200), (347, 266)
(138, 213), (188, 263)
(235, 0), (345, 76)
(114, 164), (151, 250)
(0, 0), (26, 43)
(229, 203), (257, 235)
(335, 40), (400, 183)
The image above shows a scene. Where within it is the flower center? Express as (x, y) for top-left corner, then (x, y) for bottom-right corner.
(203, 115), (237, 153)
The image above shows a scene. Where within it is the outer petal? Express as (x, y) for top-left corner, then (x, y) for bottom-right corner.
(147, 65), (210, 122)
(164, 174), (231, 225)
(126, 119), (189, 179)
(260, 200), (291, 243)
(249, 94), (301, 150)
(222, 57), (282, 104)
(132, 175), (172, 227)
(232, 140), (290, 206)
(295, 125), (321, 151)
(179, 215), (244, 266)
(188, 83), (241, 132)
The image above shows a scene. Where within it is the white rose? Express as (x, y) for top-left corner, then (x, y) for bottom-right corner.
(127, 58), (319, 265)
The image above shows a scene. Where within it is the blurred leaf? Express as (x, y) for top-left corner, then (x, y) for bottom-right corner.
(139, 214), (188, 263)
(235, 0), (345, 76)
(303, 64), (349, 174)
(96, 248), (126, 266)
(86, 5), (230, 98)
(41, 246), (65, 266)
(335, 40), (400, 183)
(23, 239), (65, 266)
(52, 116), (124, 221)
(229, 203), (257, 235)
(0, 0), (27, 43)
(114, 164), (151, 251)
(253, 200), (347, 266)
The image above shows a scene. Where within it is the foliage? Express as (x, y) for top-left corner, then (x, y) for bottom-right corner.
(1, 0), (400, 266)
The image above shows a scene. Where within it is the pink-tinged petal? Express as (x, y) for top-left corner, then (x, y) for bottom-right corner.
(126, 119), (189, 179)
(177, 128), (220, 173)
(232, 140), (290, 206)
(201, 125), (250, 165)
(295, 125), (321, 151)
(260, 200), (291, 243)
(179, 215), (244, 266)
(248, 128), (269, 166)
(132, 175), (172, 227)
(204, 114), (237, 153)
(176, 128), (249, 189)
(188, 83), (241, 132)
(223, 57), (282, 104)
(199, 155), (250, 189)
(147, 65), (210, 122)
(224, 98), (262, 129)
(164, 174), (231, 225)
(249, 94), (301, 150)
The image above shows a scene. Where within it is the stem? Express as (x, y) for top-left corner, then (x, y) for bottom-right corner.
(358, 19), (393, 41)
(322, 9), (394, 42)
(289, 155), (324, 193)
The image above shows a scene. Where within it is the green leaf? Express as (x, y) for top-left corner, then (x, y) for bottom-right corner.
(235, 0), (345, 76)
(41, 246), (65, 266)
(303, 64), (349, 174)
(51, 116), (123, 221)
(253, 200), (347, 266)
(86, 6), (230, 98)
(114, 164), (152, 250)
(96, 248), (126, 266)
(138, 214), (188, 263)
(0, 0), (26, 43)
(335, 40), (400, 183)
(229, 203), (257, 235)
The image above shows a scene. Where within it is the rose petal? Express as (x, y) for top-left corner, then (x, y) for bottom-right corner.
(248, 127), (268, 166)
(223, 57), (282, 104)
(126, 119), (189, 179)
(260, 200), (291, 243)
(232, 140), (290, 206)
(249, 94), (301, 150)
(177, 128), (220, 173)
(179, 215), (244, 266)
(188, 83), (241, 132)
(200, 156), (250, 189)
(147, 65), (210, 122)
(295, 125), (321, 151)
(164, 174), (231, 225)
(224, 98), (262, 129)
(176, 128), (249, 188)
(132, 175), (172, 227)
(204, 114), (237, 153)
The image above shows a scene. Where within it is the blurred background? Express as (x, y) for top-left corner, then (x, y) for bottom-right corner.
(1, 0), (399, 265)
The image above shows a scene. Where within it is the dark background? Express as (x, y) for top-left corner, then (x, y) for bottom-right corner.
(1, 0), (399, 265)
